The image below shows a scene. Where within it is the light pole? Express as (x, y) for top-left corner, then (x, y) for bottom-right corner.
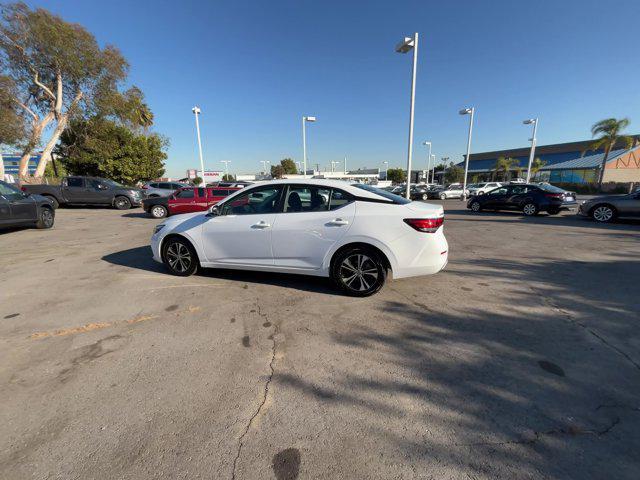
(382, 161), (388, 180)
(422, 141), (432, 184)
(430, 154), (436, 183)
(302, 116), (316, 178)
(459, 107), (475, 200)
(221, 160), (231, 180)
(331, 160), (341, 173)
(260, 160), (270, 175)
(192, 106), (205, 186)
(440, 156), (450, 185)
(295, 161), (302, 173)
(396, 33), (419, 199)
(523, 118), (539, 183)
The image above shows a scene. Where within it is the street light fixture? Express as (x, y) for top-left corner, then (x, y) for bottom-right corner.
(459, 107), (475, 200)
(382, 161), (388, 180)
(260, 160), (270, 175)
(523, 118), (539, 183)
(430, 154), (436, 183)
(396, 33), (419, 199)
(192, 106), (205, 186)
(422, 141), (432, 184)
(302, 116), (316, 179)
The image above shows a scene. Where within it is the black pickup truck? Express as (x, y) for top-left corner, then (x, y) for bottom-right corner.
(21, 176), (145, 209)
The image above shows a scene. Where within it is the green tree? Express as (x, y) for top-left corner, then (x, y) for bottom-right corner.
(222, 173), (235, 181)
(270, 164), (285, 179)
(192, 176), (203, 186)
(444, 163), (464, 184)
(0, 3), (134, 179)
(56, 118), (167, 184)
(279, 158), (297, 174)
(529, 157), (546, 180)
(386, 168), (406, 184)
(589, 118), (633, 189)
(0, 74), (25, 177)
(492, 156), (519, 181)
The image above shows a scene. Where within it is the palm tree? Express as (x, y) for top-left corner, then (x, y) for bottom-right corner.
(492, 156), (519, 181)
(529, 157), (547, 181)
(589, 118), (633, 189)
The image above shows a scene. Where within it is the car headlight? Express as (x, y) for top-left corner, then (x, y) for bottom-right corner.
(153, 224), (165, 235)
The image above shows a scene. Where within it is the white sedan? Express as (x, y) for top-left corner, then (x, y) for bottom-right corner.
(437, 184), (469, 199)
(150, 179), (448, 296)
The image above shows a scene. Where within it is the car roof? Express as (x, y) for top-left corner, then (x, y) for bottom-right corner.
(239, 179), (389, 201)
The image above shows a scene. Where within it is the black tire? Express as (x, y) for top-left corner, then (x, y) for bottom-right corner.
(114, 196), (132, 210)
(522, 202), (539, 216)
(43, 195), (59, 209)
(590, 204), (617, 223)
(331, 246), (387, 297)
(421, 193), (428, 201)
(470, 201), (482, 212)
(439, 193), (447, 200)
(547, 207), (560, 215)
(161, 236), (198, 276)
(150, 204), (168, 218)
(36, 206), (55, 229)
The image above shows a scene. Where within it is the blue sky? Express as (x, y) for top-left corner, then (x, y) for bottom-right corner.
(21, 0), (640, 177)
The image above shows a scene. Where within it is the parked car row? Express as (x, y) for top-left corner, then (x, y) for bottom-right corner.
(467, 183), (577, 216)
(143, 186), (242, 218)
(1, 180), (56, 229)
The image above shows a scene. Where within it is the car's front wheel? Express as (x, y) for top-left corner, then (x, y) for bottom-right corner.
(522, 203), (539, 216)
(470, 201), (482, 212)
(114, 196), (132, 210)
(591, 204), (616, 223)
(162, 237), (198, 276)
(439, 193), (447, 200)
(331, 247), (387, 297)
(150, 205), (168, 218)
(421, 193), (429, 201)
(36, 207), (55, 229)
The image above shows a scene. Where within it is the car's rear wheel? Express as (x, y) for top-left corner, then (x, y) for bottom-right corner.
(150, 205), (168, 218)
(547, 207), (560, 215)
(36, 207), (55, 229)
(470, 201), (482, 212)
(421, 193), (428, 201)
(162, 237), (198, 276)
(114, 196), (132, 210)
(331, 247), (387, 297)
(591, 204), (616, 223)
(522, 203), (539, 216)
(439, 193), (447, 200)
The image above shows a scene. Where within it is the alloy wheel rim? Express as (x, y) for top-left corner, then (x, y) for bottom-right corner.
(117, 199), (127, 208)
(152, 206), (165, 217)
(340, 254), (378, 291)
(524, 204), (535, 215)
(472, 202), (480, 211)
(42, 210), (53, 227)
(166, 242), (191, 273)
(594, 206), (612, 221)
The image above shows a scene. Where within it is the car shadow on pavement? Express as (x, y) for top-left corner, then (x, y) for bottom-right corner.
(122, 212), (152, 219)
(275, 255), (640, 479)
(101, 246), (338, 295)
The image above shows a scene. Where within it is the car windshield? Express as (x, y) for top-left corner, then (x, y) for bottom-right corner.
(353, 184), (411, 204)
(538, 183), (566, 193)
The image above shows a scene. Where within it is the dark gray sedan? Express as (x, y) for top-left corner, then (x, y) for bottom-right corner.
(578, 190), (640, 222)
(0, 181), (56, 229)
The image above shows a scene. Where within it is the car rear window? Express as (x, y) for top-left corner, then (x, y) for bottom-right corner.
(211, 189), (232, 196)
(538, 183), (565, 193)
(353, 184), (410, 204)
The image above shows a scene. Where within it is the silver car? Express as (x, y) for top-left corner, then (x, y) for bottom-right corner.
(578, 190), (640, 222)
(142, 181), (189, 197)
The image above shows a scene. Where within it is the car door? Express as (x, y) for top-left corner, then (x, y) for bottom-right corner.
(0, 182), (37, 223)
(617, 192), (640, 216)
(271, 185), (356, 270)
(61, 177), (91, 203)
(201, 185), (284, 266)
(504, 185), (529, 210)
(193, 188), (208, 211)
(170, 188), (197, 214)
(86, 178), (113, 204)
(482, 186), (509, 209)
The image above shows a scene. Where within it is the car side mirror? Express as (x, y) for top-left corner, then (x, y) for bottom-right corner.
(207, 205), (220, 217)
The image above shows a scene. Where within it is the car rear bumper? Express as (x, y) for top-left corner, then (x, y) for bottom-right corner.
(391, 229), (449, 279)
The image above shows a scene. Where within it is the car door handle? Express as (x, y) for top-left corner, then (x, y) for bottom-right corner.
(327, 218), (349, 226)
(251, 221), (271, 229)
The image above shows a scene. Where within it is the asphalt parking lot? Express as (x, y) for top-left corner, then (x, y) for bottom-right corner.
(1, 202), (639, 480)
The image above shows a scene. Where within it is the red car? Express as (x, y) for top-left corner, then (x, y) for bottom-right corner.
(143, 186), (241, 218)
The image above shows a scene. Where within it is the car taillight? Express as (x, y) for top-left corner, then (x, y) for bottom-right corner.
(20, 186), (27, 191)
(141, 185), (148, 189)
(544, 193), (563, 199)
(403, 217), (444, 233)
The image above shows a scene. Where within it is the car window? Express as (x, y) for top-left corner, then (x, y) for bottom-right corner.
(329, 189), (354, 210)
(511, 186), (529, 194)
(88, 178), (106, 189)
(489, 187), (508, 196)
(538, 183), (565, 193)
(159, 182), (171, 189)
(353, 184), (411, 204)
(0, 181), (23, 200)
(172, 183), (184, 189)
(176, 189), (195, 198)
(284, 186), (331, 212)
(211, 189), (231, 196)
(220, 186), (283, 216)
(67, 177), (84, 187)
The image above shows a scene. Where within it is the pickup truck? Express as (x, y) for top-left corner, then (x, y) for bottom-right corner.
(143, 186), (241, 218)
(21, 176), (145, 210)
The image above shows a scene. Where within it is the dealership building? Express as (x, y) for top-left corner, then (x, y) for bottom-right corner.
(456, 137), (640, 185)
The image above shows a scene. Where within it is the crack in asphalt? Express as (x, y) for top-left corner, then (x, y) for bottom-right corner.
(451, 417), (621, 447)
(530, 285), (640, 372)
(231, 302), (278, 480)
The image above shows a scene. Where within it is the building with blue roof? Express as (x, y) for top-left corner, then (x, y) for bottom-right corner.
(456, 137), (640, 184)
(2, 153), (41, 177)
